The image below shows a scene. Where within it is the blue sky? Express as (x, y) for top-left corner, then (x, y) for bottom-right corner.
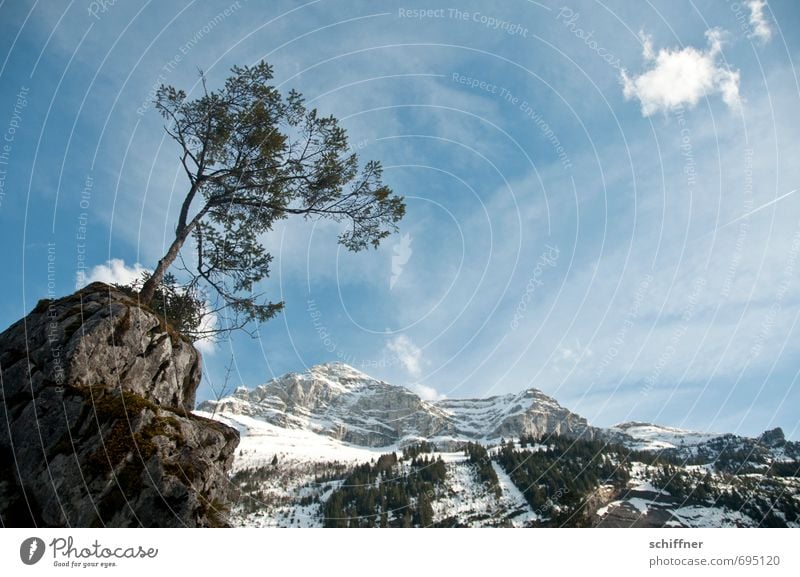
(1, 0), (799, 439)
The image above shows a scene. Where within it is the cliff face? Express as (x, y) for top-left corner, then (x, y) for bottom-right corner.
(0, 282), (239, 527)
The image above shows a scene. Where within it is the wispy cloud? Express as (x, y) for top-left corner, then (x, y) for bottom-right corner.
(746, 0), (772, 44)
(386, 334), (422, 376)
(408, 382), (446, 401)
(622, 29), (741, 116)
(390, 232), (413, 290)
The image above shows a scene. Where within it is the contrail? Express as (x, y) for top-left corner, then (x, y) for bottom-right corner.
(717, 188), (797, 231)
(699, 188), (797, 241)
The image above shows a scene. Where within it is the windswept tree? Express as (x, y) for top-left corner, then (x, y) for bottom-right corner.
(137, 61), (405, 336)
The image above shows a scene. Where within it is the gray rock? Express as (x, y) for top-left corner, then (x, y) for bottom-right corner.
(760, 427), (785, 448)
(0, 282), (239, 527)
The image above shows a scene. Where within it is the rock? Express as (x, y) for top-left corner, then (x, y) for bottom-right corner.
(759, 427), (785, 448)
(0, 282), (239, 527)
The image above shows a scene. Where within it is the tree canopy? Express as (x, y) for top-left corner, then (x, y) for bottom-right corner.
(137, 61), (405, 338)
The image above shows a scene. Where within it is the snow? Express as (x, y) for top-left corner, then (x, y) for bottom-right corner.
(669, 505), (752, 528)
(431, 460), (498, 526)
(626, 497), (651, 514)
(423, 458), (539, 527)
(597, 497), (652, 517)
(490, 462), (540, 525)
(611, 422), (721, 451)
(631, 481), (671, 496)
(227, 459), (345, 528)
(194, 411), (396, 468)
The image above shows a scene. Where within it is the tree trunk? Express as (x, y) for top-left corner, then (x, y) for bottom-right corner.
(139, 225), (193, 305)
(139, 198), (210, 305)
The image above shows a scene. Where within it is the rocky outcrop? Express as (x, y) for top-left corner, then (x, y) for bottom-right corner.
(760, 427), (786, 448)
(0, 282), (239, 527)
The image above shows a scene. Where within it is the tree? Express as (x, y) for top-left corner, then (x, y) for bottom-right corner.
(115, 271), (204, 337)
(417, 491), (434, 527)
(138, 61), (405, 336)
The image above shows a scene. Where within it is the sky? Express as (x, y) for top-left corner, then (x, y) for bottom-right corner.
(1, 0), (799, 439)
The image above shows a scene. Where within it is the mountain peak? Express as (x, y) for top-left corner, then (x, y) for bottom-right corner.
(307, 362), (375, 381)
(199, 364), (595, 448)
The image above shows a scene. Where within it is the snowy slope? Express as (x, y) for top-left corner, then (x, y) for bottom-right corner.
(608, 421), (721, 451)
(194, 410), (393, 468)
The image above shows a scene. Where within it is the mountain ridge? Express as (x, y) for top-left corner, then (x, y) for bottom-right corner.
(198, 362), (596, 447)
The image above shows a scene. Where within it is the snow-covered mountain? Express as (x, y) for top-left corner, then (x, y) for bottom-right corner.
(197, 362), (594, 447)
(196, 363), (799, 528)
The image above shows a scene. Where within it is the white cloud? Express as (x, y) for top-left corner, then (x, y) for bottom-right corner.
(553, 340), (592, 374)
(193, 307), (218, 355)
(80, 258), (149, 287)
(622, 29), (741, 116)
(747, 0), (772, 44)
(408, 382), (446, 401)
(386, 335), (423, 376)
